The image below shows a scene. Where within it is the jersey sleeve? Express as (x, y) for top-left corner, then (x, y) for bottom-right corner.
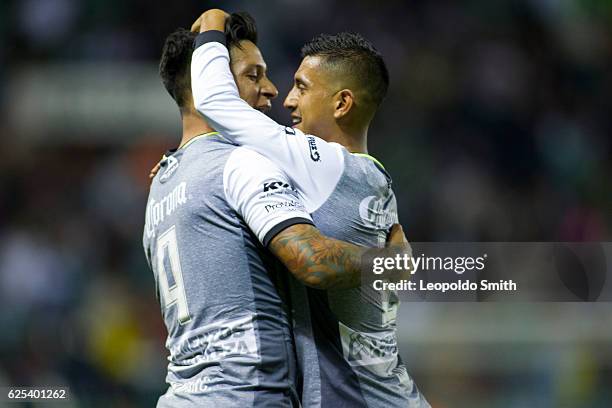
(191, 32), (344, 212)
(223, 146), (314, 247)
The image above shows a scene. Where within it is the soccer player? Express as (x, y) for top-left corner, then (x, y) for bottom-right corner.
(191, 9), (430, 407)
(144, 15), (410, 408)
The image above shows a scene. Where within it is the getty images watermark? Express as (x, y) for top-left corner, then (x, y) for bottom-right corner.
(371, 252), (516, 293)
(362, 242), (612, 301)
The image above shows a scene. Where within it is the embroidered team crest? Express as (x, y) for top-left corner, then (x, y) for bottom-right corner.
(160, 155), (179, 183)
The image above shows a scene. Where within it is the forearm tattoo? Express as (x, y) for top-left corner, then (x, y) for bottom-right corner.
(269, 224), (365, 290)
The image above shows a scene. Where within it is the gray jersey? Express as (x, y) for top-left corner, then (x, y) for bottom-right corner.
(192, 38), (430, 408)
(143, 133), (313, 407)
(291, 151), (429, 408)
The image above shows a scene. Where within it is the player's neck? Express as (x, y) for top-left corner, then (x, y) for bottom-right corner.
(328, 127), (368, 154)
(179, 111), (216, 148)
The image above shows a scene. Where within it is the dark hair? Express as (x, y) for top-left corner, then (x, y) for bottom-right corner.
(225, 11), (258, 49)
(159, 12), (259, 109)
(301, 32), (389, 110)
(159, 28), (197, 109)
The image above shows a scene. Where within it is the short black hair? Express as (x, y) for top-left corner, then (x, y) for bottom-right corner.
(225, 11), (258, 49)
(159, 12), (258, 109)
(301, 32), (389, 110)
(159, 28), (197, 109)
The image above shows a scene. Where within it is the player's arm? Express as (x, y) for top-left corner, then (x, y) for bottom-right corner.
(224, 147), (410, 290)
(190, 10), (344, 200)
(269, 223), (408, 290)
(269, 224), (364, 289)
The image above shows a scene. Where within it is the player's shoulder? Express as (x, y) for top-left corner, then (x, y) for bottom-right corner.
(222, 147), (294, 206)
(178, 136), (236, 171)
(347, 152), (386, 171)
(182, 133), (236, 158)
(224, 146), (284, 175)
(149, 137), (237, 191)
(344, 151), (393, 185)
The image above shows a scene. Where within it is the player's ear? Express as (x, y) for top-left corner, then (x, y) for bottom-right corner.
(333, 89), (354, 120)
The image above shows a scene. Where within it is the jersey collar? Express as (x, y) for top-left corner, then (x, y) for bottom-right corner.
(352, 152), (385, 170)
(161, 131), (220, 161)
(177, 131), (220, 151)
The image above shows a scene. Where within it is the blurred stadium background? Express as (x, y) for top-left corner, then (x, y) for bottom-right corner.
(0, 0), (610, 406)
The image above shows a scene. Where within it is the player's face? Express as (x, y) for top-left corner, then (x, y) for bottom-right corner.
(229, 41), (278, 112)
(284, 56), (337, 136)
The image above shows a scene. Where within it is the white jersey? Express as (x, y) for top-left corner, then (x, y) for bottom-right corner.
(191, 33), (430, 408)
(225, 145), (315, 246)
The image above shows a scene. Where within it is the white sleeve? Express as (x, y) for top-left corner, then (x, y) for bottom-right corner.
(191, 34), (344, 212)
(224, 147), (314, 247)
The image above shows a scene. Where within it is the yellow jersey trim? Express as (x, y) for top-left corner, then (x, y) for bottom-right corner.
(178, 131), (220, 150)
(162, 132), (220, 160)
(352, 152), (385, 170)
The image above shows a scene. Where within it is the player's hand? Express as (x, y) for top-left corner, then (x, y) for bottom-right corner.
(149, 161), (161, 180)
(386, 224), (413, 280)
(387, 223), (408, 246)
(191, 9), (229, 33)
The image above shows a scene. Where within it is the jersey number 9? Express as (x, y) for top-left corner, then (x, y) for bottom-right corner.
(157, 225), (191, 324)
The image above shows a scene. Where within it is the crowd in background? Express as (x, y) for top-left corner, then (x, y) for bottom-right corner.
(0, 0), (610, 406)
